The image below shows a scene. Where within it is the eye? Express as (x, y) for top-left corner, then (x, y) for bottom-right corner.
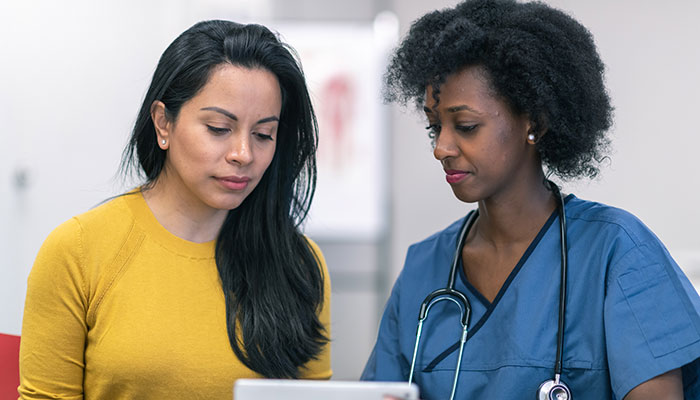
(425, 123), (441, 139)
(254, 132), (274, 141)
(207, 125), (230, 135)
(456, 124), (478, 134)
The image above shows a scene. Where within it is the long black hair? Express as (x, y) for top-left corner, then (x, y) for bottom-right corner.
(120, 20), (326, 378)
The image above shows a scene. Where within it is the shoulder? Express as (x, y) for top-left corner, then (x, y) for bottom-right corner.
(75, 193), (137, 236)
(304, 236), (323, 258)
(303, 235), (331, 290)
(303, 236), (327, 271)
(74, 194), (142, 261)
(564, 195), (681, 280)
(397, 214), (471, 284)
(565, 195), (664, 253)
(39, 195), (134, 257)
(406, 214), (468, 259)
(30, 194), (141, 302)
(36, 193), (142, 283)
(569, 196), (700, 397)
(409, 215), (467, 251)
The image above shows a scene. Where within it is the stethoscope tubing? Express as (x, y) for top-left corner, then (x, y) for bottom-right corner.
(553, 183), (568, 377)
(408, 181), (570, 400)
(407, 212), (476, 400)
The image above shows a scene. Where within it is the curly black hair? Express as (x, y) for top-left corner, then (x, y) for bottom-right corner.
(386, 0), (613, 179)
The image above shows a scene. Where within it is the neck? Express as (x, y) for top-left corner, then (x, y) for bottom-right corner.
(475, 176), (557, 247)
(141, 175), (228, 243)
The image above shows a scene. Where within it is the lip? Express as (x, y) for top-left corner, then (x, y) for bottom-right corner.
(444, 169), (470, 184)
(215, 175), (251, 191)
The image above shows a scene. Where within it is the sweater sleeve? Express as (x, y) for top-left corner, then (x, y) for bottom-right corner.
(18, 218), (88, 400)
(298, 237), (333, 380)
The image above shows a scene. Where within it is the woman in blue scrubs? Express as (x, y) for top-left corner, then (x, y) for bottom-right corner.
(361, 1), (700, 399)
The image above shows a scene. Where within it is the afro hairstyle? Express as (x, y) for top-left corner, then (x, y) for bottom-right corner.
(385, 0), (613, 179)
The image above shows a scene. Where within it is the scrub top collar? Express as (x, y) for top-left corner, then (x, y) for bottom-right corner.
(423, 193), (575, 373)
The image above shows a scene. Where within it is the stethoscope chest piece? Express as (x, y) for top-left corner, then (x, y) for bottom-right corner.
(537, 378), (572, 400)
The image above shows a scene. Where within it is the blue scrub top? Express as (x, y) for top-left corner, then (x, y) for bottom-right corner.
(362, 195), (700, 400)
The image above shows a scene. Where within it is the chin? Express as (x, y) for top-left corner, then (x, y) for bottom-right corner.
(205, 194), (246, 211)
(221, 203), (243, 211)
(222, 199), (246, 211)
(452, 188), (480, 204)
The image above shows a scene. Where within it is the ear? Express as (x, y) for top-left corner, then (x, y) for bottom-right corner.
(524, 117), (537, 144)
(151, 100), (171, 150)
(526, 113), (549, 144)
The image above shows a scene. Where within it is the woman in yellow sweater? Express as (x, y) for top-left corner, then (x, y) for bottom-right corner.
(18, 20), (331, 399)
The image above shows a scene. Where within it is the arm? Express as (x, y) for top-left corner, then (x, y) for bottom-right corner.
(19, 219), (88, 399)
(624, 368), (683, 400)
(361, 268), (408, 381)
(604, 241), (700, 398)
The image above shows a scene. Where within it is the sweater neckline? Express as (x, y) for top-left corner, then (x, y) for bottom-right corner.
(123, 190), (216, 259)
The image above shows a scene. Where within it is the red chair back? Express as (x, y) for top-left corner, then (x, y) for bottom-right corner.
(0, 333), (20, 400)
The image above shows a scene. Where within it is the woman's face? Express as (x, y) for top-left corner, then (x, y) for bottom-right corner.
(153, 64), (281, 213)
(425, 66), (537, 203)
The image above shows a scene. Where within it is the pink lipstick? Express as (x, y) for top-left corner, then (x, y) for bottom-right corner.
(444, 169), (469, 184)
(216, 176), (250, 190)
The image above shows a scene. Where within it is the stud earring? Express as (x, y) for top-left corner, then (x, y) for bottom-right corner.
(527, 133), (536, 142)
(161, 139), (167, 145)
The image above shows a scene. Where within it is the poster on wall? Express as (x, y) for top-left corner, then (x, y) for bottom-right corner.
(272, 15), (398, 240)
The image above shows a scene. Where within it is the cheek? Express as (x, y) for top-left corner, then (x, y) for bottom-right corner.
(259, 142), (277, 170)
(494, 124), (524, 159)
(169, 136), (220, 174)
(182, 132), (222, 161)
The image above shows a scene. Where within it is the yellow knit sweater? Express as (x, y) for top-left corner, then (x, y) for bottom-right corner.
(18, 192), (331, 399)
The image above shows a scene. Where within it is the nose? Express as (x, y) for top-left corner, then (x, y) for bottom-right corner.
(432, 128), (458, 161)
(226, 133), (253, 166)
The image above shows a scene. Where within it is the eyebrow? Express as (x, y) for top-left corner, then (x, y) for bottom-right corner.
(201, 106), (279, 124)
(423, 104), (482, 115)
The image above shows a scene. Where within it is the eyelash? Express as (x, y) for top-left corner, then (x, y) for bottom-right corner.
(456, 124), (478, 133)
(255, 132), (274, 141)
(207, 125), (274, 141)
(207, 125), (229, 135)
(425, 123), (478, 138)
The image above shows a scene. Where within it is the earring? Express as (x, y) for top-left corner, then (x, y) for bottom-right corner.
(161, 139), (167, 145)
(527, 133), (536, 142)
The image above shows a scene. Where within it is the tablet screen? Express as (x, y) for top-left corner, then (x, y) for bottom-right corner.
(234, 379), (420, 400)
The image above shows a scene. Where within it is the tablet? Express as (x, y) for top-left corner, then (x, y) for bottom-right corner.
(234, 379), (420, 400)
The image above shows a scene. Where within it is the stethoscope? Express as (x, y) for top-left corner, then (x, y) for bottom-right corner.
(408, 181), (571, 400)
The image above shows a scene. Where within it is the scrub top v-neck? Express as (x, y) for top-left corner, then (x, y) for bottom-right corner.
(362, 195), (700, 400)
(425, 202), (562, 372)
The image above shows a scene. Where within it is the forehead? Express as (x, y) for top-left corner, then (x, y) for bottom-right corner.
(189, 64), (282, 112)
(424, 66), (498, 111)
